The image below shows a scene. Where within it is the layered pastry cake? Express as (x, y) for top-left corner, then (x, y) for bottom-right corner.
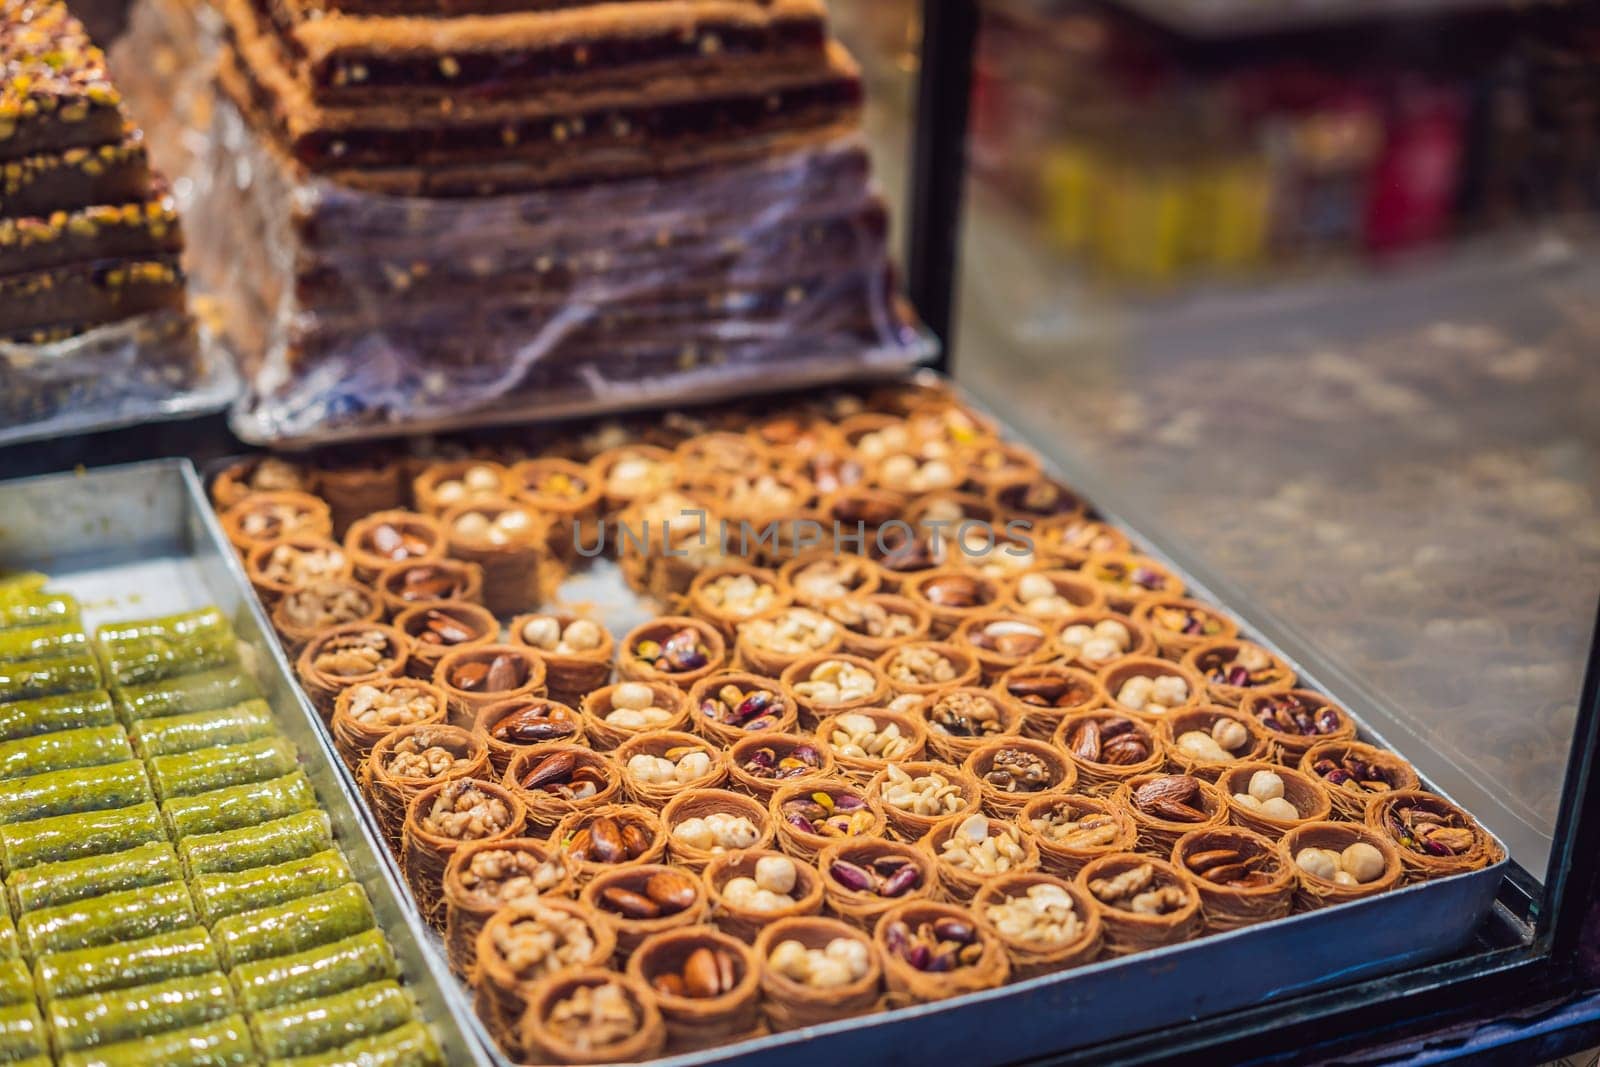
(0, 0), (186, 343)
(141, 0), (920, 438)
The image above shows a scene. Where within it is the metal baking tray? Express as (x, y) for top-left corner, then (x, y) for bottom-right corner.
(203, 386), (1510, 1065)
(0, 458), (486, 1067)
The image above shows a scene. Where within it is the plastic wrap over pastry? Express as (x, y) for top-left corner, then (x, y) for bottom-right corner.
(186, 98), (930, 445)
(0, 310), (236, 448)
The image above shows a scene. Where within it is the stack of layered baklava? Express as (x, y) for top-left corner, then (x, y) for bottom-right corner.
(0, 0), (185, 344)
(189, 0), (918, 438)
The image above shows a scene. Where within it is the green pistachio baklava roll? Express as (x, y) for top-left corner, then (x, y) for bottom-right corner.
(250, 980), (413, 1060)
(95, 609), (233, 651)
(0, 1000), (45, 1060)
(178, 810), (334, 877)
(266, 1020), (443, 1067)
(0, 801), (165, 873)
(0, 623), (87, 665)
(0, 761), (152, 825)
(114, 668), (262, 722)
(162, 771), (317, 839)
(0, 895), (14, 959)
(47, 972), (235, 1052)
(229, 929), (398, 1014)
(148, 738), (299, 801)
(9, 841), (182, 914)
(0, 590), (80, 633)
(130, 700), (277, 759)
(0, 959), (29, 1006)
(212, 883), (374, 970)
(34, 926), (220, 1002)
(0, 649), (101, 705)
(56, 1013), (256, 1067)
(191, 851), (353, 926)
(0, 725), (132, 783)
(0, 573), (47, 597)
(18, 880), (197, 957)
(0, 690), (116, 743)
(98, 631), (240, 692)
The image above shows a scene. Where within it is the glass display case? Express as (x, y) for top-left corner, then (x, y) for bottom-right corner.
(842, 0), (1600, 1060)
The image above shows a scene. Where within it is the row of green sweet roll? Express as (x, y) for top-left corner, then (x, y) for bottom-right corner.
(0, 578), (80, 635)
(113, 669), (262, 723)
(94, 608), (241, 692)
(0, 693), (115, 746)
(0, 654), (100, 709)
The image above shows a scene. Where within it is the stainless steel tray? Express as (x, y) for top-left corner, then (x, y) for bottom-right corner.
(205, 430), (1510, 1065)
(0, 458), (487, 1067)
(199, 407), (1511, 1065)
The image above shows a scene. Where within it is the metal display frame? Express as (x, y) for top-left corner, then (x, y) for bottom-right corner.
(904, 0), (1600, 1061)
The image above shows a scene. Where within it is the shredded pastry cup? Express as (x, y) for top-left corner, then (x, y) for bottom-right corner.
(817, 837), (941, 929)
(614, 730), (729, 808)
(725, 732), (836, 802)
(329, 677), (448, 771)
(476, 695), (587, 776)
(1097, 656), (1206, 722)
(1131, 596), (1241, 658)
(508, 611), (614, 708)
(919, 686), (1024, 764)
(868, 760), (981, 843)
(686, 670), (799, 749)
(1278, 821), (1404, 909)
(247, 535), (352, 604)
(441, 497), (552, 617)
(1182, 638), (1297, 708)
(827, 593), (932, 659)
(579, 863), (710, 954)
(296, 621), (410, 717)
(1298, 740), (1422, 820)
(362, 724), (490, 852)
(1075, 852), (1202, 956)
(1217, 762), (1333, 837)
(1363, 789), (1503, 881)
(754, 916), (883, 1031)
(624, 927), (764, 1052)
(951, 611), (1056, 682)
(473, 898), (615, 1060)
(769, 781), (885, 864)
(963, 735), (1077, 819)
(1019, 794), (1139, 879)
(270, 578), (382, 656)
(1240, 689), (1357, 760)
(779, 652), (891, 729)
(777, 550), (883, 610)
(342, 508), (446, 581)
(502, 744), (622, 837)
(402, 778), (527, 930)
(702, 848), (826, 943)
(815, 707), (928, 783)
(734, 606), (845, 677)
(990, 663), (1107, 742)
(660, 788), (776, 874)
(972, 871), (1103, 978)
(1053, 711), (1166, 793)
(432, 644), (549, 728)
(442, 837), (574, 977)
(393, 601), (499, 685)
(688, 563), (792, 640)
(580, 680), (693, 751)
(519, 969), (666, 1066)
(412, 459), (513, 516)
(618, 616), (728, 691)
(1113, 773), (1230, 855)
(373, 558), (485, 618)
(873, 899), (1010, 1004)
(551, 803), (668, 885)
(220, 490), (332, 553)
(1158, 705), (1272, 780)
(921, 812), (1041, 902)
(1170, 827), (1295, 934)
